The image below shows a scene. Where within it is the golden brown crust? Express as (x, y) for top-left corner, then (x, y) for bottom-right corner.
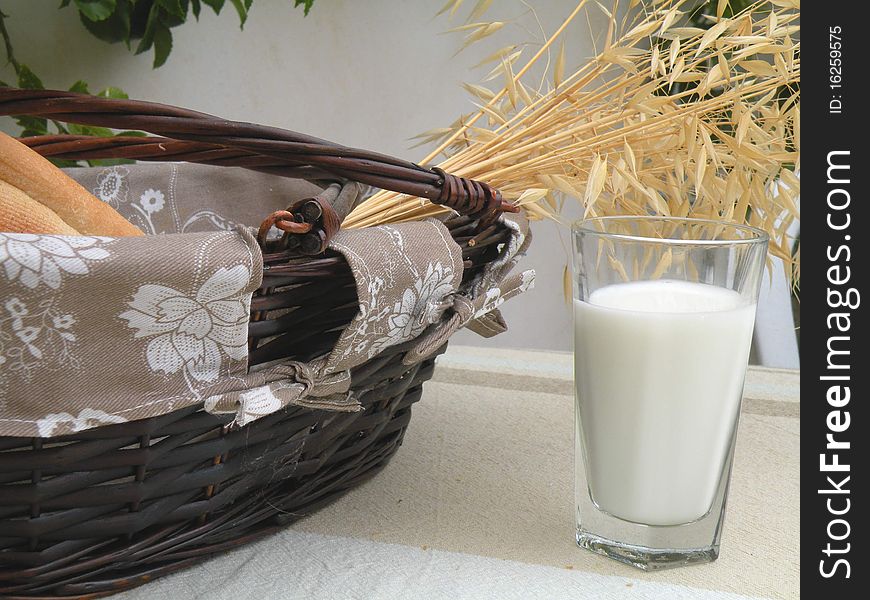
(0, 179), (81, 235)
(0, 132), (143, 236)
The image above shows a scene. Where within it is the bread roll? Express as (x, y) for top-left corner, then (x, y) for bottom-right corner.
(0, 132), (143, 236)
(0, 179), (80, 235)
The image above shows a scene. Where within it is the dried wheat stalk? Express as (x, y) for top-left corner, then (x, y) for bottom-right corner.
(345, 0), (800, 282)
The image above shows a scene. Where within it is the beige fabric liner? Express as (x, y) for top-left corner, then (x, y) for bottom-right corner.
(1, 164), (535, 436)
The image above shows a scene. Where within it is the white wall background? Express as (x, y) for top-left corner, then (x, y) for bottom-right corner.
(0, 0), (798, 366)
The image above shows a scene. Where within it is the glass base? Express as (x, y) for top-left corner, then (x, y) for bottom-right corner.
(576, 529), (719, 571)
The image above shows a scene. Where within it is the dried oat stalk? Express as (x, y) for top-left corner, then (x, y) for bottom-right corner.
(346, 0), (800, 281)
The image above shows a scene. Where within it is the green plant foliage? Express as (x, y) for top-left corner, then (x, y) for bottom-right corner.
(2, 0), (315, 161)
(4, 1), (315, 74)
(61, 0), (264, 68)
(0, 68), (143, 167)
(293, 0), (315, 16)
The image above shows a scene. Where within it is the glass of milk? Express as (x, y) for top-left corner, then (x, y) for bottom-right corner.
(572, 216), (768, 570)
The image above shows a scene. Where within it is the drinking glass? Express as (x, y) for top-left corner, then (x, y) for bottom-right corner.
(572, 216), (768, 570)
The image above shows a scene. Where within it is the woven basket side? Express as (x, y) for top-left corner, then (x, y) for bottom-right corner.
(0, 86), (525, 599)
(0, 343), (442, 598)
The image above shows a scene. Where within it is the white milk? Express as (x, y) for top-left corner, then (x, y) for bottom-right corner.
(574, 280), (756, 526)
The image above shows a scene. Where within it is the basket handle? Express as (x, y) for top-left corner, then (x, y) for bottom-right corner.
(0, 87), (517, 252)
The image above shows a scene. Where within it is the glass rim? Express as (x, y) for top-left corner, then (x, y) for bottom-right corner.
(572, 216), (769, 246)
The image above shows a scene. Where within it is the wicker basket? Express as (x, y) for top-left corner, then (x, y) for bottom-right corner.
(0, 88), (522, 598)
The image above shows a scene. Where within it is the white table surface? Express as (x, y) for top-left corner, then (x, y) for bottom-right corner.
(117, 345), (800, 600)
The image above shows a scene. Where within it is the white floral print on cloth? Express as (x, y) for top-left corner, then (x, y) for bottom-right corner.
(120, 264), (253, 387)
(140, 188), (166, 214)
(472, 267), (536, 320)
(366, 260), (456, 358)
(0, 229), (263, 437)
(201, 221), (466, 429)
(324, 220), (464, 375)
(401, 214), (535, 364)
(465, 214), (535, 337)
(36, 409), (128, 437)
(90, 164), (243, 235)
(0, 233), (113, 386)
(0, 163), (534, 437)
(93, 165), (130, 207)
(0, 296), (79, 376)
(0, 233), (113, 289)
(71, 162), (330, 236)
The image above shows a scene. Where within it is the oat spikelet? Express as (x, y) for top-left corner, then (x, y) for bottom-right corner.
(347, 0), (800, 279)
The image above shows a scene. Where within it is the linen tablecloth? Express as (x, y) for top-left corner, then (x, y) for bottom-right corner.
(115, 345), (799, 600)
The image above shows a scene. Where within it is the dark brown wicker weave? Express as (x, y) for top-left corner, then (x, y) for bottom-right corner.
(0, 87), (516, 598)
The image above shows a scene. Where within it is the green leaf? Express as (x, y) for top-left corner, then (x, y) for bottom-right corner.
(115, 130), (147, 137)
(294, 0), (314, 15)
(78, 0), (131, 44)
(134, 33), (152, 54)
(157, 0), (185, 19)
(134, 2), (161, 54)
(68, 123), (116, 137)
(51, 120), (70, 134)
(68, 80), (91, 93)
(202, 0), (225, 14)
(59, 0), (72, 7)
(20, 128), (48, 138)
(74, 0), (117, 22)
(50, 158), (84, 168)
(97, 86), (129, 98)
(14, 115), (49, 137)
(156, 0), (189, 27)
(152, 22), (172, 67)
(16, 65), (45, 90)
(191, 0), (201, 18)
(87, 158), (136, 166)
(129, 0), (152, 39)
(228, 0), (249, 27)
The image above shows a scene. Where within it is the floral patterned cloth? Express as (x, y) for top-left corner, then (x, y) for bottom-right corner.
(67, 162), (333, 235)
(402, 213), (535, 365)
(0, 163), (533, 437)
(324, 221), (464, 374)
(202, 218), (467, 427)
(0, 228), (263, 437)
